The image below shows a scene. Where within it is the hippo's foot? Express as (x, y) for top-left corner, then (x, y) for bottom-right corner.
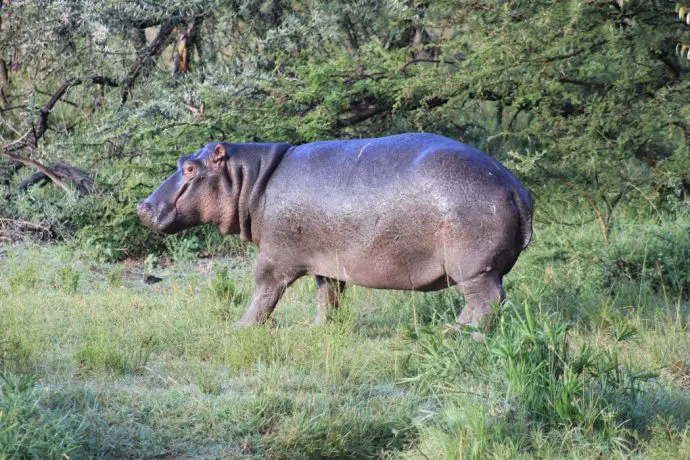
(231, 317), (278, 329)
(311, 315), (327, 327)
(230, 319), (255, 329)
(443, 323), (486, 342)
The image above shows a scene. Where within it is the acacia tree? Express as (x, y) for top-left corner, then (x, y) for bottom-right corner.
(0, 0), (687, 254)
(0, 0), (212, 191)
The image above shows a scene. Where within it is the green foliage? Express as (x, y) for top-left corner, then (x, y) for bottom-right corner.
(164, 234), (201, 263)
(71, 197), (167, 262)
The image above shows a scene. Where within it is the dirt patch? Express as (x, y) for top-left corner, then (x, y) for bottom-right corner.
(0, 218), (59, 244)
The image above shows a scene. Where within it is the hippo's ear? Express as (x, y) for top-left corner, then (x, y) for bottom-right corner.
(210, 143), (227, 168)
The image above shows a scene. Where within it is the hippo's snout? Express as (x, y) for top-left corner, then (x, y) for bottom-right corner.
(137, 200), (151, 217)
(137, 200), (156, 229)
(137, 199), (178, 233)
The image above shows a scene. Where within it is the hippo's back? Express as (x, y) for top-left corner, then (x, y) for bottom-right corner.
(279, 133), (501, 187)
(270, 133), (527, 215)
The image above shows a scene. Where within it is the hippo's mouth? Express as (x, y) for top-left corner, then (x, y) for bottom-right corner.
(137, 201), (180, 233)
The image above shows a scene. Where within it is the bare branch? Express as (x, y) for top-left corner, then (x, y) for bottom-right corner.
(121, 19), (179, 105)
(1, 151), (73, 193)
(399, 58), (456, 74)
(34, 79), (83, 145)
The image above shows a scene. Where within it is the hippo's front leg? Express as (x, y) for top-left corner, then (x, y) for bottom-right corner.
(233, 255), (302, 327)
(313, 276), (346, 325)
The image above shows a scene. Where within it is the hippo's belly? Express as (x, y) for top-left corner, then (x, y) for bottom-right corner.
(261, 194), (461, 290)
(308, 240), (453, 291)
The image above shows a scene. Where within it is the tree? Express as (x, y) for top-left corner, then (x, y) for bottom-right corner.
(0, 1), (687, 255)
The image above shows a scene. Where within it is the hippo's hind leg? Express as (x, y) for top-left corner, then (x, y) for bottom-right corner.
(454, 271), (505, 330)
(233, 255), (303, 327)
(314, 276), (346, 325)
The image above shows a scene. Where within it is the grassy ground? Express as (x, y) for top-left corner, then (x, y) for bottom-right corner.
(1, 208), (689, 459)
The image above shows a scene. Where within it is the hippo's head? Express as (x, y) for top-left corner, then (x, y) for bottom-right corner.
(137, 143), (232, 234)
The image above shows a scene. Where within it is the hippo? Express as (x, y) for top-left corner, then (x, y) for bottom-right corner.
(137, 133), (532, 329)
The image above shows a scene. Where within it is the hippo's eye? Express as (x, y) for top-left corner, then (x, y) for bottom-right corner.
(185, 165), (195, 174)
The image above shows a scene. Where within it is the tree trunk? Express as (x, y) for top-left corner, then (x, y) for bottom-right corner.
(0, 59), (8, 107)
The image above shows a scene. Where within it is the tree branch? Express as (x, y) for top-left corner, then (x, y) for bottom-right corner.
(33, 79), (83, 145)
(334, 104), (391, 128)
(1, 151), (73, 193)
(120, 19), (179, 105)
(334, 96), (451, 129)
(1, 76), (117, 193)
(538, 40), (608, 64)
(399, 58), (456, 74)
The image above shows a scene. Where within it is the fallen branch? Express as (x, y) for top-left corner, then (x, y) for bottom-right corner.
(0, 218), (52, 233)
(2, 151), (73, 193)
(1, 76), (117, 193)
(18, 161), (98, 195)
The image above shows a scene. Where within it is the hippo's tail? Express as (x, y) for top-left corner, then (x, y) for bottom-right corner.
(512, 188), (533, 250)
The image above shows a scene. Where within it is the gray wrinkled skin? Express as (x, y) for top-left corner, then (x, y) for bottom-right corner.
(138, 133), (533, 329)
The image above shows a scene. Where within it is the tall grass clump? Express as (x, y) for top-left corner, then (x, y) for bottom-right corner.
(6, 262), (39, 293)
(0, 372), (85, 459)
(209, 264), (249, 322)
(210, 264), (246, 303)
(55, 266), (81, 294)
(602, 219), (690, 300)
(75, 334), (158, 375)
(403, 301), (658, 457)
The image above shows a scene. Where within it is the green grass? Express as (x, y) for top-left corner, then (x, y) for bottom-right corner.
(0, 208), (688, 458)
